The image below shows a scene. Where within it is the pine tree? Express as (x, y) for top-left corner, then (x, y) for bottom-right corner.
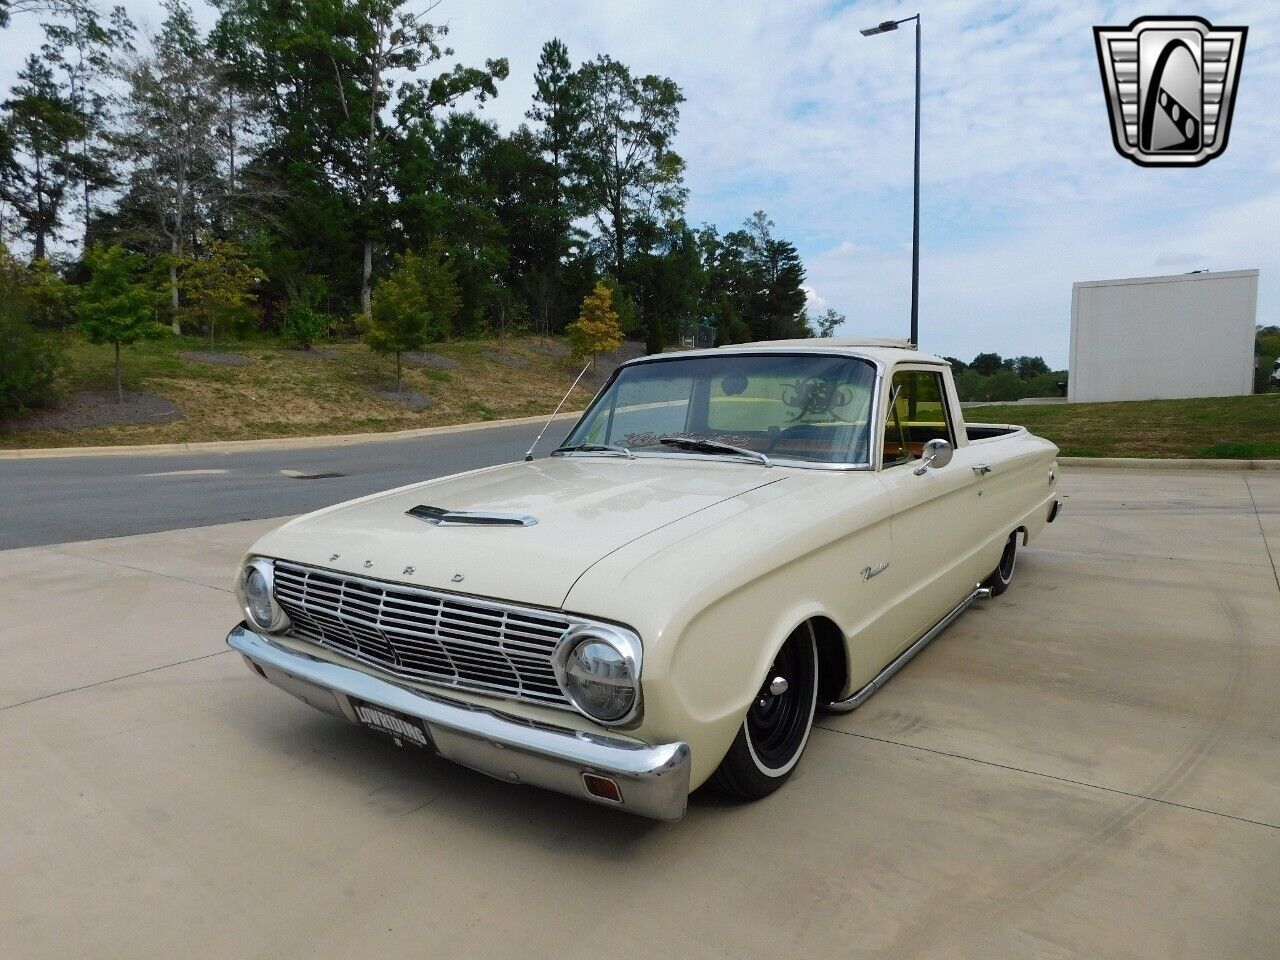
(0, 55), (81, 259)
(566, 280), (622, 366)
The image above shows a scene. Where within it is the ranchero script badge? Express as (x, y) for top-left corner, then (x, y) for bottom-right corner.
(1093, 16), (1246, 167)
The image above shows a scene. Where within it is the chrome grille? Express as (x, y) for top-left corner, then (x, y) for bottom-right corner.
(272, 561), (572, 708)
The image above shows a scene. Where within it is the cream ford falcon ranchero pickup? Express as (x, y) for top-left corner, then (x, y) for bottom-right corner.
(228, 339), (1060, 820)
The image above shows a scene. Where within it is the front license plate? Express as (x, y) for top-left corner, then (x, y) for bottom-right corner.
(350, 698), (435, 752)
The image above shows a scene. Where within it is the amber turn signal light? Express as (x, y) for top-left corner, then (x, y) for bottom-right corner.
(582, 773), (623, 804)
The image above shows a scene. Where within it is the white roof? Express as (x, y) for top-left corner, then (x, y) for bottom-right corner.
(739, 336), (916, 350)
(631, 337), (948, 367)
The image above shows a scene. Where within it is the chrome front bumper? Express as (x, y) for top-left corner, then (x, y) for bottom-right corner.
(227, 624), (691, 820)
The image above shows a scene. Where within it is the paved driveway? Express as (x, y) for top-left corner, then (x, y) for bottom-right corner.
(1, 468), (1277, 958)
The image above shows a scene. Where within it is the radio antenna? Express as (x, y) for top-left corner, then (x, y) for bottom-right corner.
(524, 361), (592, 461)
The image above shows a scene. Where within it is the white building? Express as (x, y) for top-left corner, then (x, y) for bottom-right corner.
(1068, 269), (1259, 403)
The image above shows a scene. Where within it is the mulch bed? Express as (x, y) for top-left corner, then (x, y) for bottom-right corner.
(181, 350), (252, 367)
(2, 391), (183, 431)
(374, 386), (431, 411)
(403, 352), (457, 370)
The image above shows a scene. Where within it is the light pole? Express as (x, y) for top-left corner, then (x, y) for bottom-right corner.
(861, 14), (921, 348)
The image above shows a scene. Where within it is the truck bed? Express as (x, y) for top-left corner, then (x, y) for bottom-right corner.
(965, 423), (1025, 442)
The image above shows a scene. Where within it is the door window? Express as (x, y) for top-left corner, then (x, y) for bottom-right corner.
(882, 369), (954, 467)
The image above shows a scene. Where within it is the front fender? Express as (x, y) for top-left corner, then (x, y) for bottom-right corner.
(565, 472), (894, 789)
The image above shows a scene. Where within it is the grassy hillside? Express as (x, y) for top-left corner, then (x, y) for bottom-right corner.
(1, 334), (602, 449)
(971, 393), (1280, 459)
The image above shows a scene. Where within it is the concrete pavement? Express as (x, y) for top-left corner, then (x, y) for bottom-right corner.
(1, 468), (1278, 958)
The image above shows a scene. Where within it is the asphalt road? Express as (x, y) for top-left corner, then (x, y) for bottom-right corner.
(0, 419), (565, 549)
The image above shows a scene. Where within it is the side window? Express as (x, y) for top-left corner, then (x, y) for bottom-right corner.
(882, 369), (953, 467)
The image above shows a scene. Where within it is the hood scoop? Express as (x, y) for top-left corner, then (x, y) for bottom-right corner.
(406, 504), (538, 528)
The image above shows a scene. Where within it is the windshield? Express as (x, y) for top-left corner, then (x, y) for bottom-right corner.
(561, 353), (877, 465)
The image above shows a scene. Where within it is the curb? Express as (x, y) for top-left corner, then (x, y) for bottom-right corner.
(1059, 456), (1280, 470)
(0, 411), (583, 460)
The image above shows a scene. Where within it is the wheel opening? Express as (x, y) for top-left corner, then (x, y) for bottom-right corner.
(809, 617), (847, 705)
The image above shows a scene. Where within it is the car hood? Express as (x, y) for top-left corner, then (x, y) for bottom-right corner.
(250, 455), (783, 608)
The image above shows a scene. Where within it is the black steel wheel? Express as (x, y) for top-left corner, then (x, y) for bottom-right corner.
(709, 623), (819, 799)
(983, 532), (1019, 597)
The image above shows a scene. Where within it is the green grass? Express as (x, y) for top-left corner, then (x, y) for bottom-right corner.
(970, 393), (1280, 459)
(1, 332), (594, 449)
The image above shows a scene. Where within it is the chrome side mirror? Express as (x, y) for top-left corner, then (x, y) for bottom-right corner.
(914, 438), (953, 475)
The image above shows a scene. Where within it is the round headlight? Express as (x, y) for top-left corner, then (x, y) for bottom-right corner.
(554, 626), (641, 724)
(237, 558), (289, 633)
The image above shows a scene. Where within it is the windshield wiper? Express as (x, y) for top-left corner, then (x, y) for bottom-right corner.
(552, 442), (635, 459)
(658, 437), (772, 467)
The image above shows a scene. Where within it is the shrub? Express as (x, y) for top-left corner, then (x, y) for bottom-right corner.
(283, 277), (330, 349)
(0, 245), (61, 417)
(0, 310), (61, 418)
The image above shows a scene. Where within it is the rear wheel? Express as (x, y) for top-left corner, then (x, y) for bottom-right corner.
(710, 623), (818, 799)
(983, 532), (1019, 597)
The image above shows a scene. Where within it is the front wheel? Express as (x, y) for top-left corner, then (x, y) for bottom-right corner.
(709, 623), (818, 799)
(983, 532), (1019, 597)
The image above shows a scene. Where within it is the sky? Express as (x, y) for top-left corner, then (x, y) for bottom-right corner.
(4, 0), (1278, 366)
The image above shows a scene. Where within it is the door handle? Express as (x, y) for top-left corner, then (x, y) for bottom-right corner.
(972, 463), (992, 476)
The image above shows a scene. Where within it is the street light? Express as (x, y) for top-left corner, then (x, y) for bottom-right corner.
(862, 13), (921, 348)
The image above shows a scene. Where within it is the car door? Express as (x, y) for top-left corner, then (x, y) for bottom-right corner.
(873, 365), (989, 654)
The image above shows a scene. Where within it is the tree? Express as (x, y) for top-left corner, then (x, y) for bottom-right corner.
(971, 352), (1003, 376)
(326, 0), (507, 315)
(0, 0), (90, 30)
(1011, 355), (1050, 379)
(1, 55), (81, 259)
(571, 55), (685, 282)
(282, 275), (329, 349)
(740, 211), (807, 340)
(78, 244), (166, 402)
(177, 238), (264, 350)
(42, 1), (134, 248)
(527, 39), (583, 292)
(24, 256), (77, 329)
(631, 221), (702, 353)
(566, 280), (622, 366)
(360, 248), (455, 391)
(116, 0), (231, 333)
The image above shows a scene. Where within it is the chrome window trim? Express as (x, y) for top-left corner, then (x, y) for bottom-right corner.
(556, 350), (887, 472)
(269, 559), (643, 717)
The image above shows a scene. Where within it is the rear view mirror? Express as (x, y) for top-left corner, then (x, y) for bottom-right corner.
(914, 438), (953, 475)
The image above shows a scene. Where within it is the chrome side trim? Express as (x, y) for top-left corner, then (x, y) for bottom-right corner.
(228, 624), (691, 821)
(822, 585), (992, 713)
